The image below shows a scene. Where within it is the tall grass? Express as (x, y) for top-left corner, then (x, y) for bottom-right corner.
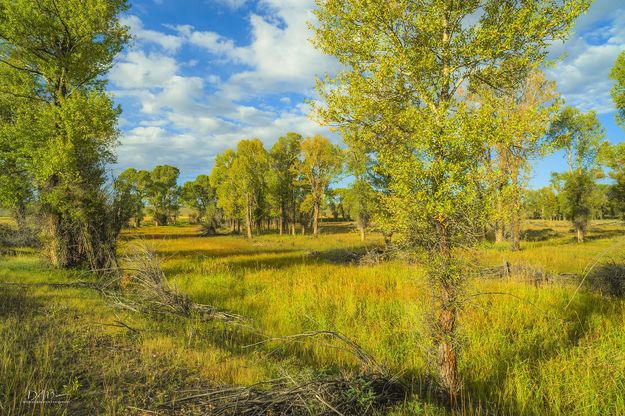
(1, 220), (624, 415)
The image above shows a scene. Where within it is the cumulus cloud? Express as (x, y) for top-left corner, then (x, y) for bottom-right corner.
(547, 5), (625, 113)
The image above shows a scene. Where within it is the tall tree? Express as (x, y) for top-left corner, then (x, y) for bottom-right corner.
(114, 168), (151, 228)
(603, 142), (625, 220)
(478, 71), (560, 250)
(299, 135), (343, 237)
(549, 107), (606, 242)
(231, 139), (270, 239)
(313, 0), (588, 397)
(210, 149), (242, 233)
(0, 0), (129, 270)
(147, 165), (180, 226)
(269, 133), (302, 235)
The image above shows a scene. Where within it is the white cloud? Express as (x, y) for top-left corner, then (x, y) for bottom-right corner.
(548, 3), (625, 113)
(121, 15), (183, 52)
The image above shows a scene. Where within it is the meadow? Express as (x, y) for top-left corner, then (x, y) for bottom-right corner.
(1, 219), (624, 415)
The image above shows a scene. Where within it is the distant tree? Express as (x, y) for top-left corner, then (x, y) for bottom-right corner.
(479, 71), (560, 250)
(603, 142), (625, 220)
(114, 168), (151, 227)
(181, 175), (218, 226)
(210, 149), (242, 233)
(269, 133), (302, 235)
(343, 147), (376, 241)
(549, 108), (606, 242)
(231, 139), (270, 239)
(610, 51), (625, 128)
(299, 135), (343, 237)
(148, 166), (181, 226)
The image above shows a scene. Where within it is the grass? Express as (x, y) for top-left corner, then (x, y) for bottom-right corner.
(1, 219), (624, 415)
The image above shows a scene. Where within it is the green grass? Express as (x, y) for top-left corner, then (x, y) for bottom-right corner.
(1, 220), (624, 415)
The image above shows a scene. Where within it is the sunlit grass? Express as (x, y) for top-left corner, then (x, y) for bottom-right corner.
(1, 219), (624, 415)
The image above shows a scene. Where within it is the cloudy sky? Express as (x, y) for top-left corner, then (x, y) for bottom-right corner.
(108, 0), (625, 187)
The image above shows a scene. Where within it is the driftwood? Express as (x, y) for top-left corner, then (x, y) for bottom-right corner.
(479, 261), (577, 286)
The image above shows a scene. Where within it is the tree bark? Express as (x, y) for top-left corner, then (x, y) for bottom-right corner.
(245, 196), (253, 240)
(312, 201), (320, 237)
(359, 226), (365, 241)
(576, 225), (585, 243)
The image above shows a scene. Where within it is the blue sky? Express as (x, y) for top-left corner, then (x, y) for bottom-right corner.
(108, 0), (625, 187)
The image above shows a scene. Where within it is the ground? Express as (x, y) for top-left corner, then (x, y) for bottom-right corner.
(1, 220), (624, 415)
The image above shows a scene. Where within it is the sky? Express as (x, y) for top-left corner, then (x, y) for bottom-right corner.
(108, 0), (625, 188)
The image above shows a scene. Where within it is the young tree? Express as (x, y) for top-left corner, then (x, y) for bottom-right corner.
(147, 165), (181, 226)
(231, 139), (270, 239)
(181, 174), (218, 225)
(343, 146), (376, 241)
(269, 133), (303, 235)
(313, 0), (588, 398)
(610, 51), (625, 128)
(299, 135), (343, 237)
(549, 107), (606, 242)
(0, 0), (129, 270)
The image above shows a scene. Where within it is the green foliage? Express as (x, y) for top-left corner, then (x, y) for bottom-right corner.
(299, 135), (343, 236)
(148, 165), (181, 226)
(0, 0), (129, 270)
(231, 139), (271, 239)
(610, 50), (625, 128)
(181, 174), (219, 225)
(268, 132), (303, 233)
(549, 107), (607, 173)
(562, 172), (596, 242)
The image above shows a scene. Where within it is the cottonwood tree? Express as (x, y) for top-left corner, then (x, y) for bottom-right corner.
(343, 146), (376, 241)
(299, 135), (343, 237)
(0, 0), (129, 270)
(114, 168), (151, 227)
(478, 71), (560, 250)
(231, 139), (271, 239)
(549, 107), (606, 242)
(313, 0), (588, 398)
(181, 174), (218, 226)
(269, 133), (303, 235)
(211, 149), (243, 233)
(147, 165), (181, 226)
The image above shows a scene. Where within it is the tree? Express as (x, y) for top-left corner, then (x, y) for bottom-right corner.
(210, 149), (242, 233)
(343, 146), (376, 241)
(114, 168), (151, 228)
(147, 165), (180, 226)
(478, 71), (560, 250)
(269, 133), (303, 235)
(549, 107), (606, 242)
(231, 139), (270, 239)
(603, 142), (625, 220)
(299, 135), (342, 237)
(181, 175), (218, 226)
(0, 0), (129, 271)
(610, 51), (625, 128)
(313, 0), (588, 398)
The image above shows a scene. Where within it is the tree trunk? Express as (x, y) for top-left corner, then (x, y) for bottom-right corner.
(245, 196), (253, 240)
(434, 222), (459, 403)
(576, 225), (584, 243)
(495, 221), (505, 243)
(312, 202), (319, 237)
(359, 226), (365, 241)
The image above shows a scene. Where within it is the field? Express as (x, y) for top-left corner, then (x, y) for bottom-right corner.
(1, 220), (624, 415)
